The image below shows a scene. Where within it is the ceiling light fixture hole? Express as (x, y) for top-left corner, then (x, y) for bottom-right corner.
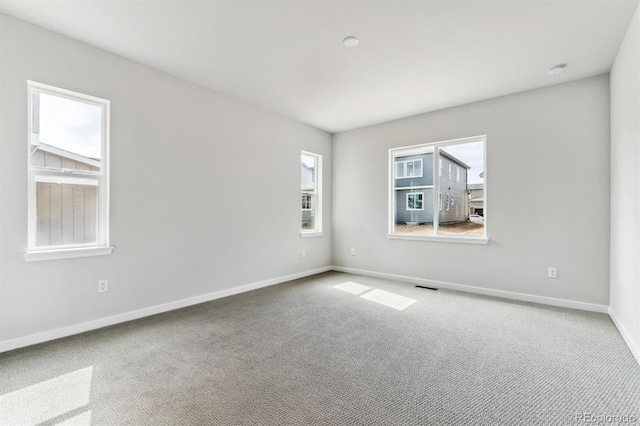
(343, 36), (359, 47)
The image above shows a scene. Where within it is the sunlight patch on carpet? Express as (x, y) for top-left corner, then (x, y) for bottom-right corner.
(360, 289), (417, 311)
(334, 281), (372, 295)
(0, 366), (93, 425)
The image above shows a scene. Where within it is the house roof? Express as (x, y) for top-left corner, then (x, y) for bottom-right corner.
(468, 183), (484, 190)
(34, 143), (101, 168)
(439, 150), (471, 170)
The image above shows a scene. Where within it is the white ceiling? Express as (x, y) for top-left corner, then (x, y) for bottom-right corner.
(1, 0), (638, 133)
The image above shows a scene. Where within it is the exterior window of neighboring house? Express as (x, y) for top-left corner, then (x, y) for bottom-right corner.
(407, 192), (424, 210)
(389, 135), (486, 242)
(302, 194), (312, 210)
(396, 159), (423, 178)
(301, 151), (323, 236)
(25, 81), (112, 261)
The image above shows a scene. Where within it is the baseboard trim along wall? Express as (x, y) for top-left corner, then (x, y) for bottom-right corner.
(608, 307), (640, 365)
(331, 266), (610, 313)
(0, 265), (615, 353)
(0, 266), (332, 353)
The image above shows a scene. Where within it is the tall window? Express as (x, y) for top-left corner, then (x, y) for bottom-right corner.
(301, 151), (322, 236)
(389, 135), (486, 242)
(26, 81), (111, 259)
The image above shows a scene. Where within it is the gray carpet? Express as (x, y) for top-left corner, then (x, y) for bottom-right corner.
(2, 271), (639, 425)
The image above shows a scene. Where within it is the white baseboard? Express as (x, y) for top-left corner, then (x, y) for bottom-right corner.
(608, 307), (640, 365)
(0, 266), (332, 353)
(331, 266), (609, 313)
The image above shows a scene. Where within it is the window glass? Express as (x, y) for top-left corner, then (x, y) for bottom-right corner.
(301, 152), (322, 233)
(390, 136), (485, 239)
(28, 82), (109, 252)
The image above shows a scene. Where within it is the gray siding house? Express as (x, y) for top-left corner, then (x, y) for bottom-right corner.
(467, 183), (484, 216)
(32, 143), (100, 247)
(395, 150), (469, 224)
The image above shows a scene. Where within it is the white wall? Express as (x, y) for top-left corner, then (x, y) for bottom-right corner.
(333, 76), (610, 309)
(0, 15), (332, 348)
(610, 4), (640, 362)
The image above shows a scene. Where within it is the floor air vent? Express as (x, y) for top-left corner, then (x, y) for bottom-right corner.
(415, 285), (438, 291)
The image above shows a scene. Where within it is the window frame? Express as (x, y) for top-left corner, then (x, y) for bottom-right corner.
(406, 192), (424, 211)
(395, 158), (423, 178)
(388, 135), (488, 244)
(300, 150), (323, 238)
(24, 81), (113, 261)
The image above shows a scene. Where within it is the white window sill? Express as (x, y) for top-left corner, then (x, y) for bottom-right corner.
(300, 231), (324, 238)
(387, 234), (489, 245)
(24, 246), (114, 262)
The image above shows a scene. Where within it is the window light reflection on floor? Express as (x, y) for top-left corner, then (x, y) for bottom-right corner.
(334, 281), (372, 295)
(334, 282), (417, 311)
(56, 410), (93, 426)
(360, 289), (417, 311)
(0, 366), (93, 425)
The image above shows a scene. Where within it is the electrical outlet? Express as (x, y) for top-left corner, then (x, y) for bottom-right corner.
(301, 250), (306, 258)
(350, 248), (355, 256)
(98, 279), (109, 293)
(548, 267), (557, 279)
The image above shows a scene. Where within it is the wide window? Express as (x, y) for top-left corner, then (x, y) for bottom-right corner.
(301, 151), (322, 236)
(25, 81), (111, 260)
(389, 135), (486, 243)
(396, 159), (423, 178)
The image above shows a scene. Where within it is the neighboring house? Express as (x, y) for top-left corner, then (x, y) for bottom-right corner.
(394, 150), (469, 224)
(31, 143), (101, 246)
(301, 159), (315, 228)
(467, 183), (484, 216)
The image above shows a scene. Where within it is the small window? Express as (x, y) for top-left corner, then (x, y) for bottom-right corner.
(439, 192), (443, 211)
(26, 81), (111, 259)
(407, 192), (424, 210)
(301, 151), (322, 235)
(446, 194), (450, 211)
(302, 194), (312, 210)
(448, 163), (452, 180)
(456, 168), (460, 183)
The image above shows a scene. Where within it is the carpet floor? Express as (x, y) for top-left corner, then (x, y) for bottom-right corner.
(2, 271), (639, 425)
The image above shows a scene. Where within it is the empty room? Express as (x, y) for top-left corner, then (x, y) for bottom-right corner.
(1, 1), (640, 425)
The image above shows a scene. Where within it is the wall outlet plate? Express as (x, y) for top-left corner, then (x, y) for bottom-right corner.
(98, 279), (109, 293)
